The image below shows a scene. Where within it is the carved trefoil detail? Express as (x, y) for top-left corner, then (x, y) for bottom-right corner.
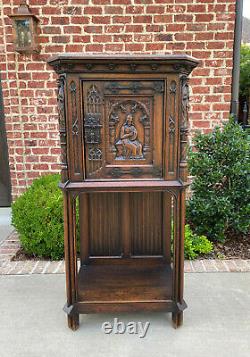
(88, 147), (102, 161)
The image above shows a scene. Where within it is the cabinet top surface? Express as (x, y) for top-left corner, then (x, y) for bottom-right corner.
(48, 52), (199, 63)
(48, 53), (199, 75)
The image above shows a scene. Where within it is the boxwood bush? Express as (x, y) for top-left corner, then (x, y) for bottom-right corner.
(12, 174), (213, 260)
(12, 174), (64, 260)
(187, 119), (250, 242)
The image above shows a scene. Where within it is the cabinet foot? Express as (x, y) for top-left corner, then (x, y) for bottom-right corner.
(172, 311), (183, 329)
(68, 314), (79, 331)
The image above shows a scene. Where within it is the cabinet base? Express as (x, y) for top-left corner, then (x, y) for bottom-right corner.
(63, 259), (187, 330)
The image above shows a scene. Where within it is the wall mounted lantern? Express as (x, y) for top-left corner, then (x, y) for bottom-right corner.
(8, 1), (40, 54)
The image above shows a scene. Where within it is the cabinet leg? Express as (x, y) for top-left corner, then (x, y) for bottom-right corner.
(172, 311), (183, 329)
(68, 314), (79, 331)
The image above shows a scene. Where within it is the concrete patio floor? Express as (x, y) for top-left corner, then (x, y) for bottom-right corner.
(0, 273), (249, 357)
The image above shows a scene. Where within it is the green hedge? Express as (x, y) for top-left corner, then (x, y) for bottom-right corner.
(187, 120), (250, 241)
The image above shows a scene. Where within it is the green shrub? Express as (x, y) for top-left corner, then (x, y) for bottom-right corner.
(184, 225), (213, 260)
(240, 44), (250, 98)
(187, 119), (250, 242)
(12, 174), (65, 260)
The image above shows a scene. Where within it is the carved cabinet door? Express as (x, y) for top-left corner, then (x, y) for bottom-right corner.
(82, 80), (165, 180)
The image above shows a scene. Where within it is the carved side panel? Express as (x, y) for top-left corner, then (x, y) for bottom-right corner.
(69, 80), (82, 178)
(168, 80), (177, 174)
(179, 75), (189, 182)
(57, 74), (68, 183)
(83, 85), (103, 177)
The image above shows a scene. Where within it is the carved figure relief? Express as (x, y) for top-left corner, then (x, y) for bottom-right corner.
(108, 99), (150, 161)
(115, 113), (143, 160)
(181, 76), (189, 129)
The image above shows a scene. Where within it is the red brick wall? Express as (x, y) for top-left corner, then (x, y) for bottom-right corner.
(0, 0), (236, 198)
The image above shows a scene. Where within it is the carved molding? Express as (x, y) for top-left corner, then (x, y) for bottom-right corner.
(57, 74), (68, 182)
(150, 63), (159, 71)
(181, 75), (189, 129)
(108, 99), (150, 126)
(130, 63), (137, 72)
(169, 81), (177, 135)
(105, 81), (164, 94)
(85, 63), (94, 71)
(108, 166), (162, 178)
(172, 63), (195, 74)
(170, 80), (177, 95)
(70, 80), (81, 175)
(179, 75), (190, 181)
(107, 63), (117, 71)
(168, 80), (177, 174)
(110, 167), (123, 178)
(70, 81), (78, 136)
(169, 115), (175, 134)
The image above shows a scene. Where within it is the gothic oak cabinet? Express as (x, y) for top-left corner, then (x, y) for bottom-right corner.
(48, 54), (199, 330)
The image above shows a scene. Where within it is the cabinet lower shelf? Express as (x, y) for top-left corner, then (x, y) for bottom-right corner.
(64, 259), (187, 315)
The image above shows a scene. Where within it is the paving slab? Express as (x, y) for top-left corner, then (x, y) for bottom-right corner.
(0, 273), (249, 357)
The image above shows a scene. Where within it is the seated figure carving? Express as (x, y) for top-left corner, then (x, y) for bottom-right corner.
(115, 113), (143, 160)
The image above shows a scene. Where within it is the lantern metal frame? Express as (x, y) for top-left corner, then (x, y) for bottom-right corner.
(8, 1), (40, 54)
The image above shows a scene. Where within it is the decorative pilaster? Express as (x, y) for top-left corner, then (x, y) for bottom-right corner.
(57, 74), (68, 183)
(179, 75), (190, 183)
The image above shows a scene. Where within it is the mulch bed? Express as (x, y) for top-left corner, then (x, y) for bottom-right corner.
(204, 233), (250, 260)
(11, 249), (80, 261)
(11, 250), (41, 261)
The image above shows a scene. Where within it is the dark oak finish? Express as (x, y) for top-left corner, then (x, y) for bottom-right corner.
(48, 54), (198, 330)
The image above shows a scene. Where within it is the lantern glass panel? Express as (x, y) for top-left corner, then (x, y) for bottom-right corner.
(15, 19), (32, 47)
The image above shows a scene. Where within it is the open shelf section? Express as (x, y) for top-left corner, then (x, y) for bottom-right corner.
(74, 259), (182, 314)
